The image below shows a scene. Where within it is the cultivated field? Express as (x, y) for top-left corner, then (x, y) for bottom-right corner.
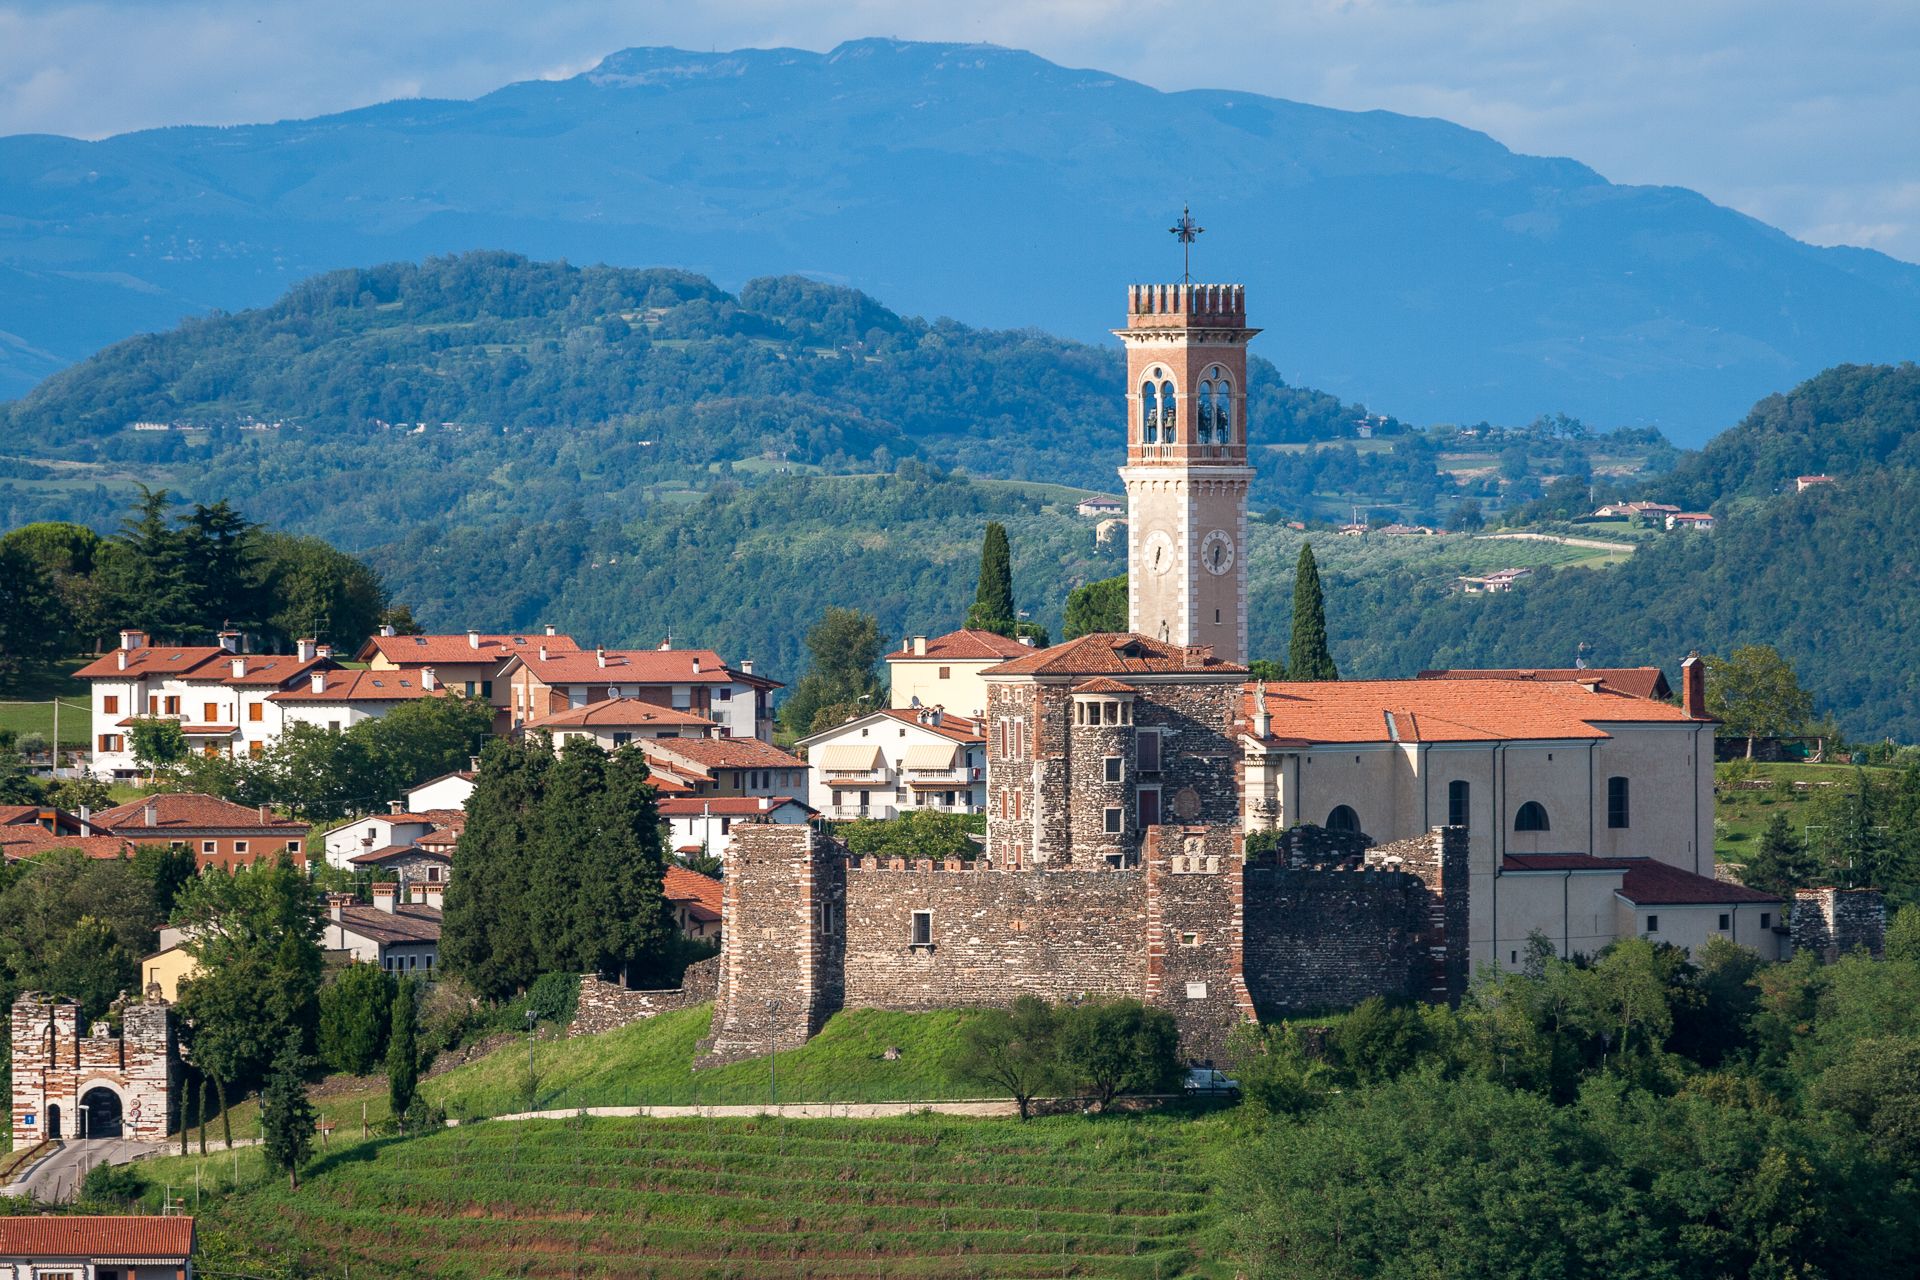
(132, 1113), (1231, 1278)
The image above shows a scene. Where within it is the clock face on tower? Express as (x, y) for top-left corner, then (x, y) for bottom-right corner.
(1143, 529), (1176, 575)
(1201, 529), (1235, 576)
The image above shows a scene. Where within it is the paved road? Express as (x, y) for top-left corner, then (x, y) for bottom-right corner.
(482, 1100), (1022, 1123)
(1475, 531), (1637, 553)
(1, 1138), (164, 1204)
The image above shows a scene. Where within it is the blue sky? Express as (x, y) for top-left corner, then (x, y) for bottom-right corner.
(4, 0), (1916, 263)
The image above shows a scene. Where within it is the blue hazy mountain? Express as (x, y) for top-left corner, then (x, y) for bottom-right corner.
(2, 38), (1917, 443)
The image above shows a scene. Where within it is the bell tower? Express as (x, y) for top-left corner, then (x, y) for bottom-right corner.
(1118, 282), (1258, 663)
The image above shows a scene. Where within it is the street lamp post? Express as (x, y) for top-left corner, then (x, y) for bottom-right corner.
(524, 1008), (537, 1110)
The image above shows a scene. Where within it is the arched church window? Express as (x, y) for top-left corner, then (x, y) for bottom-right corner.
(1160, 379), (1177, 442)
(1326, 804), (1360, 834)
(1197, 379), (1215, 442)
(1514, 801), (1550, 832)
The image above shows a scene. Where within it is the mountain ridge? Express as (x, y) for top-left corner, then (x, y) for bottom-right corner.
(2, 38), (1916, 440)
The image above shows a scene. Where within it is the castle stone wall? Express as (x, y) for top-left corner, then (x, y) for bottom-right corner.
(1143, 826), (1255, 1062)
(11, 993), (174, 1150)
(1792, 886), (1887, 961)
(569, 956), (719, 1037)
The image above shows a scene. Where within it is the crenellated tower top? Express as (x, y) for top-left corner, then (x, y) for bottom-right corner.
(1115, 283), (1260, 468)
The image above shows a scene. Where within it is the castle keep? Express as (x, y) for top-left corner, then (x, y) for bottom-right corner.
(704, 277), (1471, 1064)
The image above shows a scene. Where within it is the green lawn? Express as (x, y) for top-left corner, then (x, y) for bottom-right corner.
(0, 657), (90, 747)
(196, 1004), (1004, 1141)
(129, 1112), (1231, 1279)
(1714, 760), (1887, 867)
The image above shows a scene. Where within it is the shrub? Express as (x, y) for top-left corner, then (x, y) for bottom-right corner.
(947, 995), (1059, 1120)
(524, 971), (581, 1027)
(1055, 999), (1180, 1110)
(80, 1161), (146, 1206)
(317, 962), (395, 1075)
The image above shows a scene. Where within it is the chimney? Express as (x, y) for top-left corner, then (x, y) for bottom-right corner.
(930, 706), (943, 727)
(538, 643), (548, 661)
(328, 892), (351, 923)
(467, 629), (480, 649)
(218, 630), (241, 653)
(422, 666), (437, 691)
(691, 656), (701, 674)
(142, 800), (157, 827)
(1018, 635), (1036, 647)
(912, 636), (927, 656)
(372, 881), (398, 913)
(1682, 653), (1707, 719)
(295, 637), (317, 662)
(759, 796), (771, 811)
(258, 803), (273, 823)
(315, 643), (333, 660)
(119, 628), (146, 651)
(596, 648), (608, 669)
(1253, 681), (1271, 739)
(469, 755), (481, 772)
(544, 623), (556, 637)
(389, 800), (404, 816)
(380, 623), (396, 638)
(231, 656), (247, 679)
(117, 649), (127, 671)
(1182, 645), (1211, 670)
(309, 670), (327, 695)
(740, 658), (754, 676)
(421, 883), (446, 909)
(658, 638), (672, 651)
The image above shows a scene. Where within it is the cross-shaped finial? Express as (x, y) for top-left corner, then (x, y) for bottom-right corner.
(1169, 205), (1204, 283)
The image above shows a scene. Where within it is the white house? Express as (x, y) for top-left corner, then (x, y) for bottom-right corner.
(318, 805), (441, 872)
(797, 707), (985, 821)
(1667, 512), (1716, 531)
(268, 667), (452, 732)
(322, 885), (442, 977)
(638, 735), (810, 800)
(659, 794), (816, 863)
(75, 630), (335, 777)
(405, 767), (478, 813)
(884, 629), (1035, 722)
(501, 644), (781, 741)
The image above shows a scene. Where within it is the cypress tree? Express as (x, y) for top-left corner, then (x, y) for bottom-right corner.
(966, 522), (1016, 635)
(1286, 544), (1339, 681)
(260, 1034), (316, 1190)
(387, 977), (418, 1130)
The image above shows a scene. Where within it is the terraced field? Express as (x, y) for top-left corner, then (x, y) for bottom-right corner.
(136, 1113), (1230, 1278)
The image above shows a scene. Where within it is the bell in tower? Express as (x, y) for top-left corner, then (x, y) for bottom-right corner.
(1116, 269), (1259, 664)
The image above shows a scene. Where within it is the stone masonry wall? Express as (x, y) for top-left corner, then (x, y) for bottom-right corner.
(1143, 826), (1255, 1063)
(1242, 867), (1433, 1014)
(700, 824), (845, 1064)
(1366, 827), (1471, 1005)
(569, 956), (720, 1037)
(840, 859), (1147, 1009)
(11, 993), (174, 1150)
(1792, 887), (1887, 961)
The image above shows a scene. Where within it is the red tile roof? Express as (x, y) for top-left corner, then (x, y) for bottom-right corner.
(1071, 676), (1138, 694)
(1243, 678), (1703, 746)
(92, 793), (310, 833)
(1502, 854), (1781, 905)
(217, 654), (331, 686)
(886, 629), (1036, 662)
(982, 632), (1246, 678)
(875, 708), (983, 742)
(354, 632), (581, 665)
(75, 646), (226, 680)
(522, 698), (718, 732)
(349, 844), (451, 866)
(504, 647), (776, 688)
(1416, 667), (1673, 702)
(657, 795), (815, 817)
(664, 865), (724, 918)
(330, 902), (443, 945)
(0, 1215), (195, 1259)
(268, 671), (451, 702)
(0, 829), (134, 863)
(642, 737), (809, 771)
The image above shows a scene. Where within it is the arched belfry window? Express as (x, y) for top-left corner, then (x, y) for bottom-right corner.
(1326, 805), (1360, 834)
(1207, 368), (1234, 444)
(1140, 379), (1157, 442)
(1159, 379), (1177, 442)
(1514, 801), (1550, 832)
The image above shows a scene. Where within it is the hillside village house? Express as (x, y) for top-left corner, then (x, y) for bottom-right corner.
(520, 698), (721, 749)
(90, 793), (310, 872)
(884, 629), (1034, 722)
(405, 766), (477, 812)
(0, 1215), (197, 1279)
(1667, 511), (1716, 531)
(268, 667), (451, 731)
(501, 643), (780, 741)
(797, 707), (986, 819)
(318, 804), (462, 875)
(659, 794), (816, 862)
(1795, 474), (1835, 493)
(663, 865), (725, 941)
(77, 629), (336, 776)
(1075, 495), (1124, 517)
(355, 626), (579, 730)
(637, 735), (810, 800)
(0, 806), (130, 863)
(324, 884), (443, 977)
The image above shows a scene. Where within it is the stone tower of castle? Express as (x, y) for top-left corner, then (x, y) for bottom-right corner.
(1118, 283), (1258, 664)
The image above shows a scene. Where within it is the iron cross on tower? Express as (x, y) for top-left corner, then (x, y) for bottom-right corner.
(1169, 205), (1204, 283)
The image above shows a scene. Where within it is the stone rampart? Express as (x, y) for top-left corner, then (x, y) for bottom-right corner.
(10, 992), (174, 1149)
(1792, 886), (1886, 961)
(569, 956), (720, 1036)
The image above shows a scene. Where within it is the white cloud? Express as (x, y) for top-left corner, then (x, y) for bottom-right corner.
(1, 0), (1915, 260)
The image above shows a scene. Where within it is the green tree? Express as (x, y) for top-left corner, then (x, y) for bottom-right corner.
(254, 530), (388, 651)
(132, 842), (200, 916)
(317, 962), (395, 1076)
(180, 499), (264, 633)
(1886, 904), (1920, 965)
(1446, 498), (1485, 532)
(837, 810), (983, 859)
(126, 717), (187, 777)
(0, 543), (65, 679)
(1, 521), (104, 652)
(1705, 645), (1815, 759)
(44, 774), (112, 815)
(259, 1034), (317, 1189)
(965, 521), (1017, 635)
(1331, 996), (1432, 1083)
(1055, 998), (1180, 1111)
(1742, 812), (1823, 897)
(174, 852), (325, 1090)
(1062, 573), (1127, 639)
(349, 692), (496, 800)
(948, 996), (1058, 1120)
(0, 850), (157, 1018)
(387, 977), (419, 1128)
(1285, 543), (1338, 680)
(779, 607), (886, 735)
(110, 484), (196, 638)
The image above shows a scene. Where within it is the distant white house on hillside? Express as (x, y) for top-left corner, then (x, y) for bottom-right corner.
(797, 706), (985, 820)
